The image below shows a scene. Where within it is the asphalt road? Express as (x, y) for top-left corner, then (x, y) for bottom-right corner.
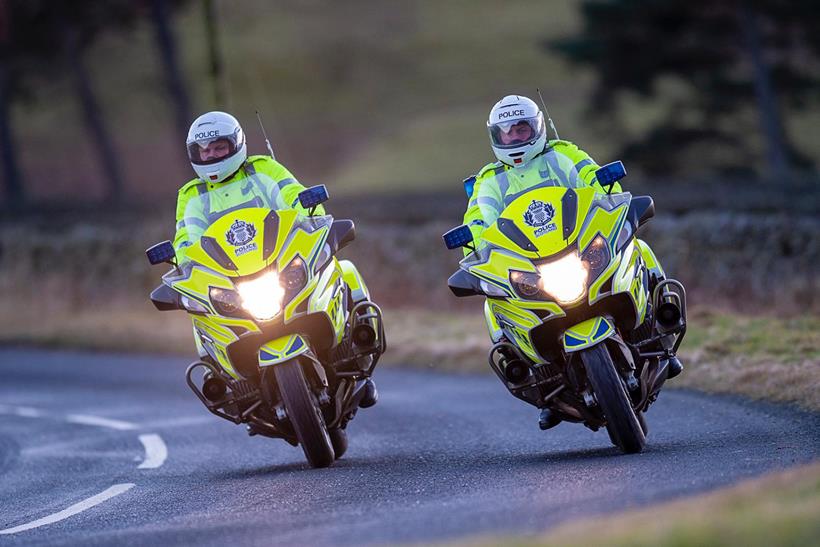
(0, 348), (817, 546)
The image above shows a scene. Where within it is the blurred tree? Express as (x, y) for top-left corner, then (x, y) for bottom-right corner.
(151, 0), (192, 141)
(1, 0), (190, 206)
(202, 0), (227, 108)
(0, 0), (25, 210)
(550, 0), (820, 177)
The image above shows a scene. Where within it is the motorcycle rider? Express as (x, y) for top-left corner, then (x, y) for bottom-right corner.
(173, 111), (378, 407)
(461, 95), (682, 429)
(174, 111), (323, 261)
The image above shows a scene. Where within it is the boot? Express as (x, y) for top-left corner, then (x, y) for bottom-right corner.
(539, 408), (561, 430)
(359, 378), (378, 408)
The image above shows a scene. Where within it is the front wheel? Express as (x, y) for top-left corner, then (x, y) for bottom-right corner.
(273, 359), (335, 468)
(580, 344), (646, 454)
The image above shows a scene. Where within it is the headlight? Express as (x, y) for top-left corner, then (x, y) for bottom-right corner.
(580, 235), (611, 281)
(237, 272), (284, 321)
(510, 238), (610, 303)
(280, 257), (308, 294)
(209, 287), (243, 316)
(510, 270), (545, 299)
(537, 252), (588, 304)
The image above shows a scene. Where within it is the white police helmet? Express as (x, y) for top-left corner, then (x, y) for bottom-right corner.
(186, 111), (247, 183)
(487, 95), (547, 167)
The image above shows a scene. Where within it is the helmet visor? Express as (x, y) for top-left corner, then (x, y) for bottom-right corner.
(488, 115), (544, 149)
(187, 131), (241, 166)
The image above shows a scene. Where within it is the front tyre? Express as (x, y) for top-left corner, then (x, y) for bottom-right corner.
(581, 344), (646, 454)
(273, 359), (335, 468)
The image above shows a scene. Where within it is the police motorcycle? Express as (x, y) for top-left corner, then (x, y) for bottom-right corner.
(443, 160), (686, 453)
(146, 175), (385, 468)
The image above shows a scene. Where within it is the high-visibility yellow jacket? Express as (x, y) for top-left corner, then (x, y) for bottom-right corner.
(173, 155), (324, 261)
(462, 140), (622, 252)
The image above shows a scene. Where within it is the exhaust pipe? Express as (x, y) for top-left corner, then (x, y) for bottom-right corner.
(656, 301), (682, 331)
(352, 323), (377, 348)
(202, 376), (228, 402)
(504, 359), (531, 384)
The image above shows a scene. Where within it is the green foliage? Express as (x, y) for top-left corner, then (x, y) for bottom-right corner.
(549, 0), (820, 176)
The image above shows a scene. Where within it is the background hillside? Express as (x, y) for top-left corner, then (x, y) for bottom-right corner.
(4, 0), (819, 206)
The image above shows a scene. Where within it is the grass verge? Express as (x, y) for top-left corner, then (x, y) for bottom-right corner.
(0, 302), (816, 411)
(459, 462), (820, 547)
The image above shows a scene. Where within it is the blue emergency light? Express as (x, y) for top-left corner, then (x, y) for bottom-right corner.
(298, 185), (329, 210)
(443, 225), (474, 250)
(146, 240), (176, 265)
(595, 161), (627, 191)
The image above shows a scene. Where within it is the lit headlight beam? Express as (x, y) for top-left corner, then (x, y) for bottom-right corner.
(537, 252), (589, 304)
(236, 272), (285, 321)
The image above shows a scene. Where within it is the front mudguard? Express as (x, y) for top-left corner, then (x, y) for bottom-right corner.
(258, 335), (310, 367)
(259, 334), (329, 393)
(562, 316), (616, 353)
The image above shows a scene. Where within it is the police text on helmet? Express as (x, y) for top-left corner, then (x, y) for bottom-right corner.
(498, 110), (525, 119)
(195, 130), (220, 140)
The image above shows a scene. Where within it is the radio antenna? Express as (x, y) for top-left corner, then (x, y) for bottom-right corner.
(255, 110), (276, 160)
(536, 88), (560, 141)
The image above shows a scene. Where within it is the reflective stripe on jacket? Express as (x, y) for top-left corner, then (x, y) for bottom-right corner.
(462, 140), (622, 253)
(173, 155), (324, 260)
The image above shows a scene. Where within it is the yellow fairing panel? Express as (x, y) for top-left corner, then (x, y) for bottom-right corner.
(191, 314), (259, 378)
(258, 335), (310, 367)
(488, 299), (543, 362)
(309, 262), (347, 342)
(481, 187), (598, 258)
(562, 316), (615, 352)
(277, 223), (328, 272)
(184, 208), (299, 277)
(338, 259), (371, 302)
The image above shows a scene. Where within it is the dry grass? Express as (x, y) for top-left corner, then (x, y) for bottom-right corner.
(458, 462), (820, 547)
(1, 297), (817, 411)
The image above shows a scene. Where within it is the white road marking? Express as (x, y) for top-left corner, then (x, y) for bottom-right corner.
(11, 406), (43, 418)
(137, 434), (167, 469)
(65, 414), (138, 431)
(0, 483), (135, 535)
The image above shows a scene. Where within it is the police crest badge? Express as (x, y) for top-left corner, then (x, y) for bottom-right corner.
(226, 219), (258, 256)
(523, 200), (557, 237)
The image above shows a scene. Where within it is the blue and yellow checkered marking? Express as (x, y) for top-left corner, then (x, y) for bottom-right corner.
(258, 334), (309, 366)
(562, 316), (615, 353)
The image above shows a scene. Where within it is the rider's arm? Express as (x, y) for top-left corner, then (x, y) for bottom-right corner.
(551, 140), (623, 193)
(252, 157), (326, 216)
(462, 171), (504, 256)
(172, 180), (206, 262)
